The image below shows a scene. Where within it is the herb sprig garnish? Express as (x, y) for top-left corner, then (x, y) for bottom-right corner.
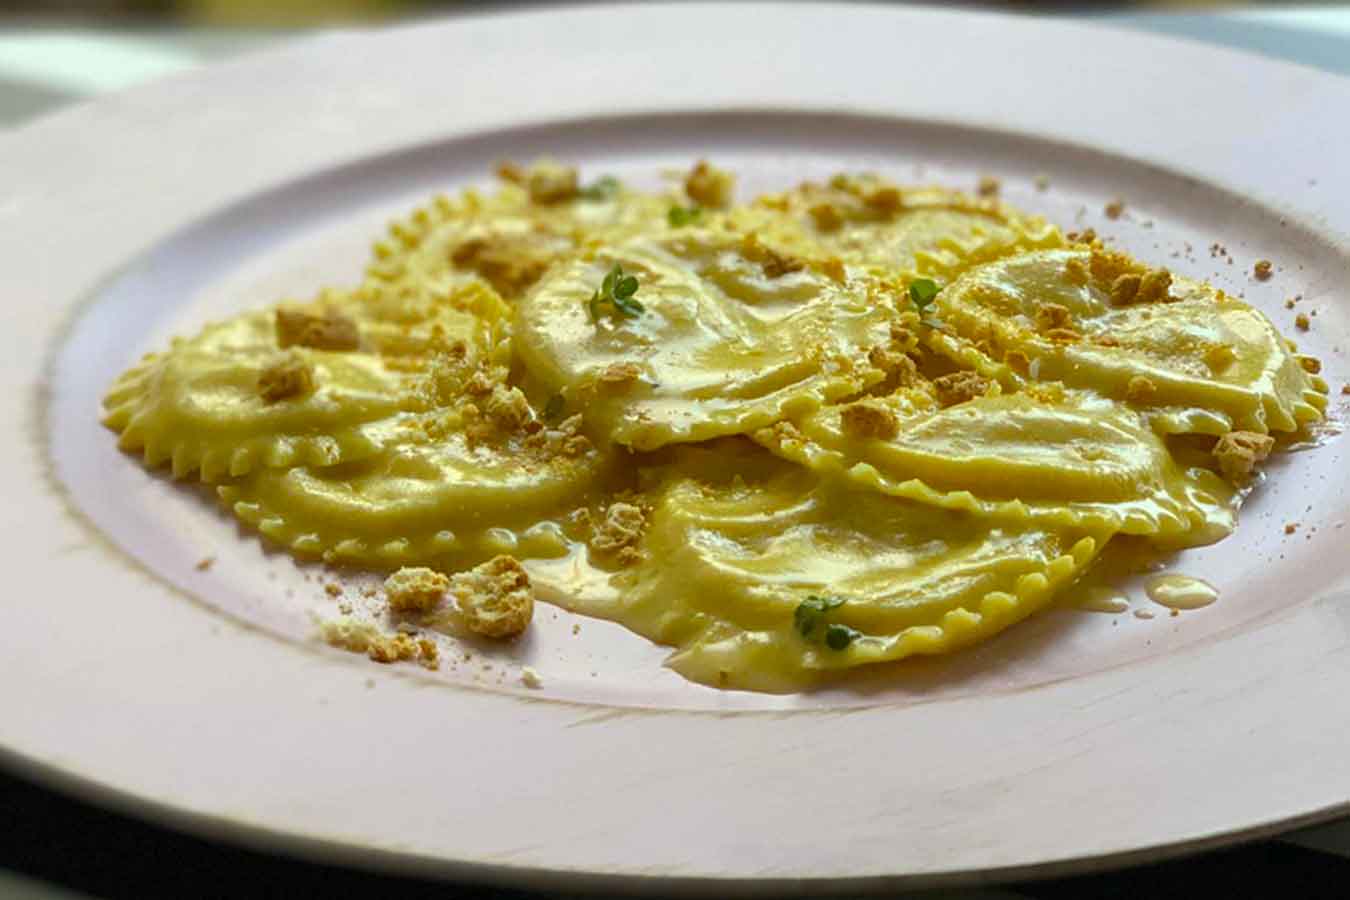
(909, 278), (940, 310)
(578, 175), (621, 202)
(794, 595), (860, 650)
(588, 263), (644, 321)
(667, 205), (702, 227)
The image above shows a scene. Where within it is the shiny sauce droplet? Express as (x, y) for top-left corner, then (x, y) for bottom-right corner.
(1145, 574), (1218, 611)
(1076, 586), (1130, 614)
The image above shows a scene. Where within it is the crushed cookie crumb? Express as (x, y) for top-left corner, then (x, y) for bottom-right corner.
(525, 161), (578, 204)
(1125, 375), (1157, 404)
(840, 400), (900, 441)
(385, 566), (449, 613)
(1067, 228), (1097, 245)
(324, 582), (343, 598)
(1034, 302), (1073, 332)
(450, 555), (534, 638)
(1004, 349), (1031, 376)
(417, 638), (440, 671)
(740, 232), (804, 279)
(808, 203), (845, 231)
(933, 371), (990, 407)
(1063, 256), (1089, 286)
(1295, 313), (1311, 331)
(1104, 198), (1125, 219)
(1285, 522), (1299, 535)
(863, 186), (902, 214)
(521, 666), (543, 689)
(1109, 273), (1141, 306)
(685, 160), (735, 208)
(1137, 269), (1173, 303)
(1341, 384), (1350, 395)
(257, 351), (316, 403)
(590, 501), (647, 560)
(1299, 356), (1322, 375)
(976, 176), (1000, 197)
(495, 160), (525, 184)
(275, 307), (359, 351)
(820, 257), (847, 282)
(1253, 259), (1273, 281)
(1213, 431), (1275, 482)
(451, 236), (554, 297)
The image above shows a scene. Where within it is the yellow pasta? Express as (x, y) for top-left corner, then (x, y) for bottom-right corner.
(100, 164), (1323, 691)
(513, 226), (906, 450)
(218, 421), (606, 568)
(932, 247), (1327, 435)
(102, 281), (510, 481)
(556, 442), (1104, 692)
(754, 389), (1237, 544)
(741, 175), (1065, 280)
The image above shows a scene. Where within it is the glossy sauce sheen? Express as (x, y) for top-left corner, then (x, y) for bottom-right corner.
(100, 167), (1325, 691)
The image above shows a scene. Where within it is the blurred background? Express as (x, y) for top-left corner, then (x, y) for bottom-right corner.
(2, 0), (1349, 133)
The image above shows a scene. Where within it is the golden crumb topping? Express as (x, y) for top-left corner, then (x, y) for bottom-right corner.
(1034, 303), (1073, 332)
(257, 352), (315, 403)
(275, 307), (360, 351)
(933, 371), (991, 407)
(685, 160), (735, 208)
(1253, 259), (1273, 281)
(450, 555), (534, 638)
(1125, 375), (1157, 404)
(590, 501), (647, 565)
(840, 400), (900, 441)
(1213, 431), (1275, 482)
(524, 161), (579, 204)
(384, 566), (450, 613)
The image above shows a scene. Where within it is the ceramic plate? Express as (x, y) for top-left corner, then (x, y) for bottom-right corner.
(3, 4), (1349, 891)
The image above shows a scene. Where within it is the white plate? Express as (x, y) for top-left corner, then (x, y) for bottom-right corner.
(3, 3), (1350, 890)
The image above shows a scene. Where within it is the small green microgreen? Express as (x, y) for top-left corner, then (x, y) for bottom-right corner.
(667, 205), (702, 227)
(588, 263), (644, 322)
(793, 594), (846, 638)
(824, 623), (862, 651)
(909, 278), (940, 310)
(578, 175), (621, 201)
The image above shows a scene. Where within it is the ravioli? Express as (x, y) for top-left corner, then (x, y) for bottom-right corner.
(513, 227), (906, 450)
(101, 162), (1325, 693)
(101, 282), (510, 481)
(556, 442), (1103, 692)
(366, 178), (669, 302)
(932, 248), (1327, 435)
(742, 175), (1065, 280)
(754, 389), (1237, 545)
(218, 416), (607, 569)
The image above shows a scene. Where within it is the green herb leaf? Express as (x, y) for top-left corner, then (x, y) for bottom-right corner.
(824, 623), (861, 651)
(667, 205), (702, 227)
(579, 175), (620, 201)
(909, 278), (941, 310)
(543, 394), (565, 420)
(793, 595), (846, 637)
(588, 263), (643, 322)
